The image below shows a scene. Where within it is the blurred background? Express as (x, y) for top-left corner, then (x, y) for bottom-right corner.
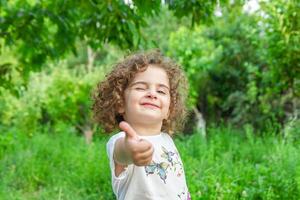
(0, 0), (299, 199)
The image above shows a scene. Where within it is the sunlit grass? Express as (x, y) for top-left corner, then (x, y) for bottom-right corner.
(179, 126), (300, 199)
(0, 131), (114, 200)
(1, 126), (300, 199)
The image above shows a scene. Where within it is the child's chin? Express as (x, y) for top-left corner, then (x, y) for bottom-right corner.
(138, 114), (163, 123)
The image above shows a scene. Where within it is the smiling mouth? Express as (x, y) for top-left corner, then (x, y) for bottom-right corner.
(141, 103), (160, 109)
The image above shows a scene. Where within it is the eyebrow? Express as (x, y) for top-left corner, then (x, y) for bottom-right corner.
(130, 81), (170, 90)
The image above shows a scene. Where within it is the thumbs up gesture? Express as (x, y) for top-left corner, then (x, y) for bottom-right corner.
(118, 121), (154, 166)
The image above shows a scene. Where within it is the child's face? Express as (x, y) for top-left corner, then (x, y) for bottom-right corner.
(119, 65), (171, 128)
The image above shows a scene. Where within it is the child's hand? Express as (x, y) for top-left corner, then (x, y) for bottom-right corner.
(119, 121), (154, 166)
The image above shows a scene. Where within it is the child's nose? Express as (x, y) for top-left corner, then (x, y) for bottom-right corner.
(146, 89), (157, 99)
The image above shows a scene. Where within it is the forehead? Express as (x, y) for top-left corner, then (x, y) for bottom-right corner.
(131, 65), (169, 86)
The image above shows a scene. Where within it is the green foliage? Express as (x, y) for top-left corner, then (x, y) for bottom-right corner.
(139, 6), (190, 51)
(1, 127), (300, 199)
(0, 0), (144, 65)
(258, 0), (300, 123)
(0, 0), (225, 81)
(260, 0), (300, 96)
(167, 0), (229, 26)
(202, 8), (272, 128)
(44, 68), (92, 129)
(1, 0), (299, 135)
(167, 1), (300, 131)
(168, 26), (222, 107)
(1, 2), (299, 198)
(0, 64), (106, 136)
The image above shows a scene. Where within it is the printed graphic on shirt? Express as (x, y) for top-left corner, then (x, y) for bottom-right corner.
(145, 161), (169, 183)
(161, 146), (176, 166)
(162, 146), (184, 177)
(144, 146), (184, 183)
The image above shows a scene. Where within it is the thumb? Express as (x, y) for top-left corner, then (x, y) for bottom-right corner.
(119, 121), (139, 140)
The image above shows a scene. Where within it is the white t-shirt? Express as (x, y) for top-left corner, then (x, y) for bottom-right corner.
(106, 132), (191, 200)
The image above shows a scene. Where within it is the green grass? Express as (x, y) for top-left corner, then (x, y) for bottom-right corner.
(0, 131), (114, 200)
(1, 126), (300, 199)
(178, 127), (300, 199)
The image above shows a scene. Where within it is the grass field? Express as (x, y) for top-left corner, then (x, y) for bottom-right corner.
(1, 126), (300, 200)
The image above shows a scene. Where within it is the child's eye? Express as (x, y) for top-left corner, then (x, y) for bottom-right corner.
(157, 90), (166, 95)
(135, 87), (145, 91)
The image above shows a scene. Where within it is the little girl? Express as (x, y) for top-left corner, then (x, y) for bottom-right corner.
(92, 50), (191, 200)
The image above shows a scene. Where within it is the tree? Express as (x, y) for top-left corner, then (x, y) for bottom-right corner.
(0, 0), (227, 80)
(167, 1), (300, 132)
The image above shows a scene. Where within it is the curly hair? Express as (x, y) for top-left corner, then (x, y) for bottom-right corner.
(92, 50), (188, 135)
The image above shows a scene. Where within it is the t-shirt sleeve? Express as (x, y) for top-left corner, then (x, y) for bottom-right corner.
(106, 132), (133, 196)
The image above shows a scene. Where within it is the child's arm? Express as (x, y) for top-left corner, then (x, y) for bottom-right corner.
(113, 122), (154, 176)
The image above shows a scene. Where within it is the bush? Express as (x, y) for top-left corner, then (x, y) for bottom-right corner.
(167, 3), (300, 132)
(0, 63), (107, 137)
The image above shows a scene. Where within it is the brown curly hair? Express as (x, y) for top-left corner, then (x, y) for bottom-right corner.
(92, 50), (188, 135)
